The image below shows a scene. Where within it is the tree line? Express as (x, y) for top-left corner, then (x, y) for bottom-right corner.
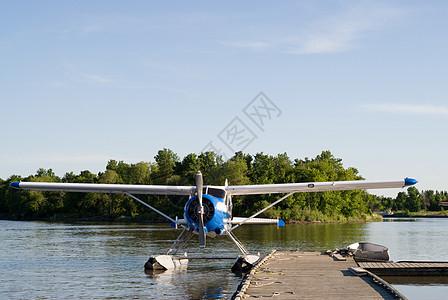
(1, 149), (446, 221)
(368, 188), (448, 214)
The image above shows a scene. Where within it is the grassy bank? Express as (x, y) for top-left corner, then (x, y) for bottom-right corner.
(388, 210), (448, 218)
(286, 210), (382, 224)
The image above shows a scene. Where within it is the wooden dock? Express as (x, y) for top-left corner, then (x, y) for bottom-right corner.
(357, 261), (448, 276)
(233, 250), (405, 300)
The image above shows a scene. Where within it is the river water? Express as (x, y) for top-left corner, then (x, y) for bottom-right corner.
(1, 218), (447, 299)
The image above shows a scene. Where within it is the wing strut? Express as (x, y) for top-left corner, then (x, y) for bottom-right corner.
(125, 192), (186, 229)
(225, 229), (250, 255)
(230, 191), (296, 232)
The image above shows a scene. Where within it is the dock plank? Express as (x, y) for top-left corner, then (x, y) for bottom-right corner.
(357, 261), (448, 276)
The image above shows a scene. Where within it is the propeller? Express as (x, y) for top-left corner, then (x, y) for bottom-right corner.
(196, 171), (206, 248)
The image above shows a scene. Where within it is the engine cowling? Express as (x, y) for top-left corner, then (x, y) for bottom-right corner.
(184, 194), (227, 235)
(187, 196), (214, 224)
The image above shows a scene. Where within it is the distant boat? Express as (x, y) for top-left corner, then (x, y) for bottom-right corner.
(378, 210), (394, 216)
(348, 242), (390, 262)
(439, 202), (448, 206)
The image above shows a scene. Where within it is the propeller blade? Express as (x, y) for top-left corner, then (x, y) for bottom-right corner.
(196, 171), (203, 207)
(196, 171), (206, 248)
(198, 212), (206, 248)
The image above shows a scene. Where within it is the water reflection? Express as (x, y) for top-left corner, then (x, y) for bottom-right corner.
(235, 222), (368, 252)
(1, 219), (448, 299)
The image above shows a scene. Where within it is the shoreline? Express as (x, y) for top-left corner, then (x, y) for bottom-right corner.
(2, 212), (448, 224)
(0, 213), (380, 224)
(384, 214), (448, 218)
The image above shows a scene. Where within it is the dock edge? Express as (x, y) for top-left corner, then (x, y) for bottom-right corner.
(362, 268), (407, 300)
(231, 249), (277, 300)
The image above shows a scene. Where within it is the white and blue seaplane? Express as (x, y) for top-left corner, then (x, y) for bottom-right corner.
(10, 172), (417, 272)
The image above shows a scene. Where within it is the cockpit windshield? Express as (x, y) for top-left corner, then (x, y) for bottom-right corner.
(204, 187), (226, 199)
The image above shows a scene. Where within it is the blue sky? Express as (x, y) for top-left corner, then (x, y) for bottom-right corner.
(1, 1), (447, 197)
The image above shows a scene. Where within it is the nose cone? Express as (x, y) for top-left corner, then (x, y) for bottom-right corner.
(404, 178), (418, 186)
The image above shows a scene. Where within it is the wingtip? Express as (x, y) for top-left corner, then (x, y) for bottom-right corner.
(404, 178), (418, 186)
(10, 181), (21, 189)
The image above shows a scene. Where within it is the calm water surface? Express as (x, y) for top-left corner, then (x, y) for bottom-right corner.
(1, 218), (447, 299)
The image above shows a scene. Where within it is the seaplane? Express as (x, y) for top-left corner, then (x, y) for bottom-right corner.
(10, 172), (417, 272)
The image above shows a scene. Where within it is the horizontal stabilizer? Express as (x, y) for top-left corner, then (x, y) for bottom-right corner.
(232, 217), (285, 227)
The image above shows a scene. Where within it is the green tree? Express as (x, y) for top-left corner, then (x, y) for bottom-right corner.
(76, 170), (97, 183)
(209, 156), (250, 186)
(272, 153), (294, 183)
(128, 162), (150, 185)
(394, 191), (407, 211)
(422, 190), (435, 211)
(176, 153), (199, 185)
(154, 148), (179, 184)
(404, 186), (423, 212)
(0, 178), (6, 213)
(250, 152), (275, 184)
(99, 170), (120, 184)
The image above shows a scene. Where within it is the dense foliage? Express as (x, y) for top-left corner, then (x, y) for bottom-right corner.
(1, 149), (446, 222)
(368, 187), (448, 214)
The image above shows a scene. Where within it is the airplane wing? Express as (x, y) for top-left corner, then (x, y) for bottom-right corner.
(10, 178), (418, 195)
(226, 177), (417, 231)
(10, 181), (194, 195)
(225, 178), (418, 195)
